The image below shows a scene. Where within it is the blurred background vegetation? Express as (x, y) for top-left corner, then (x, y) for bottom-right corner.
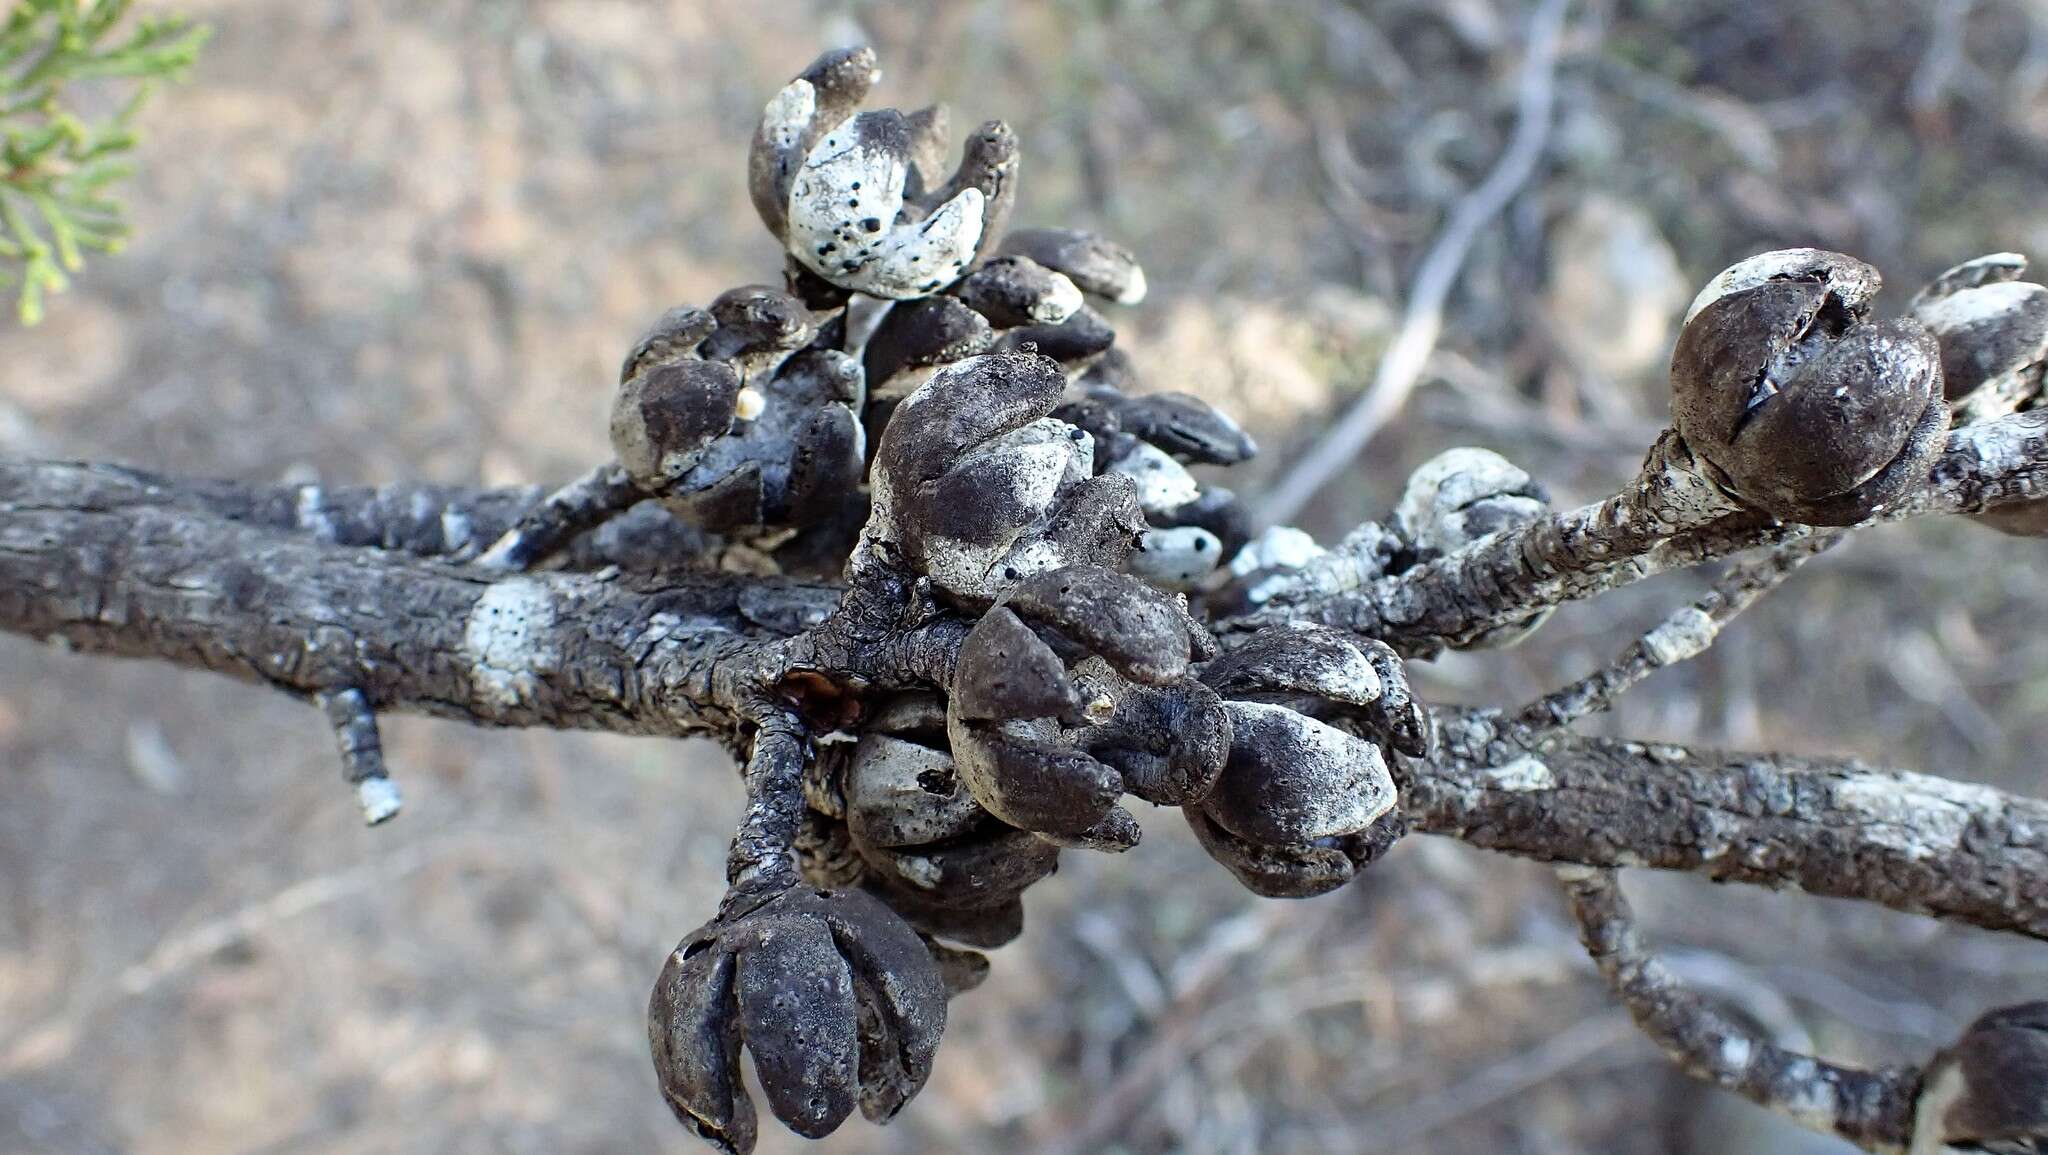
(0, 1), (206, 323)
(3, 2), (2046, 1152)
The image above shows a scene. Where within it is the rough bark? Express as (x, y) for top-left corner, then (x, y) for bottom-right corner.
(1421, 712), (2048, 940)
(50, 460), (723, 571)
(1560, 866), (1921, 1152)
(0, 459), (828, 738)
(6, 456), (2043, 945)
(1232, 410), (2048, 655)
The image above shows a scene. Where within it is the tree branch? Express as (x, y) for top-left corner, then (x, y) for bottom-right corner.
(1558, 865), (1920, 1151)
(5, 456), (2042, 945)
(1414, 711), (2048, 941)
(315, 685), (402, 823)
(25, 459), (723, 571)
(1230, 410), (2048, 655)
(473, 461), (650, 571)
(0, 458), (828, 739)
(1505, 535), (1836, 739)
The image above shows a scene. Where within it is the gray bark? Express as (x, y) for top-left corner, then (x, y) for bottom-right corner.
(5, 456), (2043, 945)
(1239, 411), (2048, 655)
(0, 459), (819, 737)
(1422, 713), (2048, 941)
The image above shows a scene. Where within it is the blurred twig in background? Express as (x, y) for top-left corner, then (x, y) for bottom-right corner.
(1258, 0), (1573, 527)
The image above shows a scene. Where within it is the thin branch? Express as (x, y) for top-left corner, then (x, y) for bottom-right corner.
(1505, 535), (1837, 739)
(6, 457), (2046, 940)
(1231, 409), (2048, 655)
(315, 686), (400, 824)
(1557, 865), (1920, 1152)
(0, 458), (799, 737)
(724, 708), (811, 896)
(1258, 0), (1574, 527)
(28, 459), (721, 573)
(473, 461), (647, 571)
(1411, 710), (2048, 941)
(65, 460), (549, 555)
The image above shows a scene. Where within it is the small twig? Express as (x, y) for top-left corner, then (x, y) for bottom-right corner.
(315, 686), (400, 824)
(1228, 407), (2048, 655)
(1557, 865), (1920, 1151)
(2, 837), (466, 1075)
(721, 706), (811, 898)
(1241, 428), (1749, 652)
(1506, 535), (1838, 739)
(1258, 0), (1574, 527)
(113, 840), (449, 1002)
(472, 461), (644, 571)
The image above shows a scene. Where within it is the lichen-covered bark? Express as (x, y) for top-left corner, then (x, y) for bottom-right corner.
(1505, 537), (1834, 738)
(5, 457), (2044, 946)
(1230, 410), (2048, 655)
(37, 459), (722, 571)
(1419, 711), (2048, 940)
(1560, 866), (1921, 1152)
(0, 459), (832, 738)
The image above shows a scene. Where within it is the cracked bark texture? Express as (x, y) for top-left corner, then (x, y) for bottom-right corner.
(1560, 866), (1922, 1151)
(1239, 410), (2048, 656)
(6, 456), (2043, 949)
(0, 460), (814, 738)
(1422, 712), (2048, 941)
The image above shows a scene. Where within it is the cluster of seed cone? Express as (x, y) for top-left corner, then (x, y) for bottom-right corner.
(630, 47), (1444, 1155)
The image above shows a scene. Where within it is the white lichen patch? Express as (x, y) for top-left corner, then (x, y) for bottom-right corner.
(1774, 1057), (1841, 1132)
(1946, 410), (2041, 475)
(465, 578), (563, 709)
(1484, 755), (1555, 793)
(1717, 1034), (1754, 1073)
(1642, 606), (1719, 667)
(1831, 770), (2003, 860)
